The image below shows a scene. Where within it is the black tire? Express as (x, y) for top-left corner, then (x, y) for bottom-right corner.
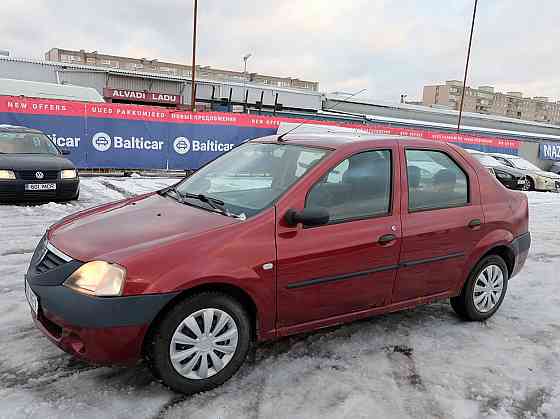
(146, 292), (252, 395)
(450, 255), (509, 321)
(526, 177), (535, 191)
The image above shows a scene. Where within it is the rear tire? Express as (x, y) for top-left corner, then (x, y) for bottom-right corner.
(147, 292), (252, 395)
(451, 255), (508, 321)
(526, 177), (535, 191)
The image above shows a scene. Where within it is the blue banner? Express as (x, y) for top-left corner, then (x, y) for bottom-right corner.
(539, 142), (560, 161)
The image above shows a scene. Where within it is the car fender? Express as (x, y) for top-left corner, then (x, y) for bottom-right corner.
(455, 228), (514, 294)
(146, 261), (276, 340)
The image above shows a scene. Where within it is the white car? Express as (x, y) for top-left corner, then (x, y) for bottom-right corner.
(488, 153), (560, 192)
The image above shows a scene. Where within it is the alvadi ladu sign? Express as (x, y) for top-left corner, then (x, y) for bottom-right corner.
(539, 142), (560, 161)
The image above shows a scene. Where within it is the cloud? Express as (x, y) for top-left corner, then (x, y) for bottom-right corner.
(0, 0), (559, 102)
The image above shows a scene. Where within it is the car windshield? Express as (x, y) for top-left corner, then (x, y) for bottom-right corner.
(0, 132), (59, 155)
(473, 154), (500, 167)
(509, 157), (541, 171)
(175, 142), (329, 218)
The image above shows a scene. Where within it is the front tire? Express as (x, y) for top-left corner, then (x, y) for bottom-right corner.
(147, 292), (252, 395)
(451, 255), (509, 321)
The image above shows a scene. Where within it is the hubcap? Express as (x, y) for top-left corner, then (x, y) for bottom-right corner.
(473, 265), (504, 313)
(169, 308), (239, 380)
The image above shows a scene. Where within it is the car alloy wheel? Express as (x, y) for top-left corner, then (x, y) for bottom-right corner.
(472, 265), (504, 313)
(169, 308), (239, 380)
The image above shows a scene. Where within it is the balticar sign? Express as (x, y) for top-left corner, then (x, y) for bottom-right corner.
(103, 88), (182, 105)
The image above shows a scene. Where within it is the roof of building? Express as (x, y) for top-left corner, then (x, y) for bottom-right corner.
(0, 77), (104, 102)
(324, 94), (560, 130)
(0, 55), (320, 96)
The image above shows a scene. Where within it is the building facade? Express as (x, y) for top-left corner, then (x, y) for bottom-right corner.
(423, 80), (560, 124)
(45, 48), (319, 92)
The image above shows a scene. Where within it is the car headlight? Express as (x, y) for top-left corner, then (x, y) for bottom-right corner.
(61, 169), (77, 179)
(64, 261), (126, 297)
(0, 170), (16, 180)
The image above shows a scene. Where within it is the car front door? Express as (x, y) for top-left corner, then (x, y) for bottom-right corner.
(275, 145), (402, 329)
(393, 145), (484, 302)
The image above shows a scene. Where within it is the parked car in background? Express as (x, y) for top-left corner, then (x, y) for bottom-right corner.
(488, 152), (560, 192)
(26, 134), (530, 394)
(467, 150), (529, 190)
(0, 125), (79, 202)
(550, 161), (560, 175)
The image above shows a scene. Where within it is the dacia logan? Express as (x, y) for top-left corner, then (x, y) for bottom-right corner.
(25, 134), (530, 394)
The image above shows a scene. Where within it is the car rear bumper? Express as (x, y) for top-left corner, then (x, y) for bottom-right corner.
(27, 281), (179, 365)
(511, 232), (531, 278)
(0, 179), (79, 202)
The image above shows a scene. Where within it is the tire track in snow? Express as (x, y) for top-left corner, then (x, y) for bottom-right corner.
(385, 344), (447, 419)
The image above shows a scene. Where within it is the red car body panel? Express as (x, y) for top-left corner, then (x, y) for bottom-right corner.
(31, 135), (530, 365)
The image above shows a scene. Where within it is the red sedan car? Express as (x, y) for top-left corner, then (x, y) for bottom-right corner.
(25, 134), (530, 394)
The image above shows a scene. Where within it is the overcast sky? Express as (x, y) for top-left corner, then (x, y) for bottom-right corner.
(1, 0), (559, 102)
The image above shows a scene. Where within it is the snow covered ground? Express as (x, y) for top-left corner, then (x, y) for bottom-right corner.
(1, 179), (559, 419)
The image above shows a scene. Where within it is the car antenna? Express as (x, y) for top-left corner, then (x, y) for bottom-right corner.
(276, 88), (368, 142)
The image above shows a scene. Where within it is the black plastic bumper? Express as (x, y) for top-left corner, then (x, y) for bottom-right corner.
(28, 282), (179, 328)
(0, 179), (79, 202)
(510, 232), (531, 278)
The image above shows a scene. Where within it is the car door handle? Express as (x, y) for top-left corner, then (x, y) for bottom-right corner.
(378, 234), (396, 245)
(468, 219), (482, 229)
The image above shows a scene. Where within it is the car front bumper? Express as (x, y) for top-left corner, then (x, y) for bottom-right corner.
(534, 177), (560, 192)
(25, 241), (179, 364)
(0, 178), (79, 202)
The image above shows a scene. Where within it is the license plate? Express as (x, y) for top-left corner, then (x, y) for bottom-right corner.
(25, 280), (39, 315)
(518, 179), (526, 185)
(25, 183), (56, 191)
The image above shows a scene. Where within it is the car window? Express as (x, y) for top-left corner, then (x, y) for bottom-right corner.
(406, 149), (468, 212)
(177, 143), (328, 218)
(492, 156), (514, 167)
(0, 132), (59, 155)
(305, 150), (392, 223)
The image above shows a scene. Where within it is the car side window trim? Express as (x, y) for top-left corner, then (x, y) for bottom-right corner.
(404, 147), (471, 214)
(304, 148), (394, 226)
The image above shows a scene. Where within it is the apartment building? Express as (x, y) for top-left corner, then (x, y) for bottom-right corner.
(423, 80), (560, 124)
(44, 48), (319, 92)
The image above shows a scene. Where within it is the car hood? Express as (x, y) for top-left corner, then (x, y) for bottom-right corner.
(526, 170), (560, 179)
(49, 193), (240, 262)
(0, 153), (75, 170)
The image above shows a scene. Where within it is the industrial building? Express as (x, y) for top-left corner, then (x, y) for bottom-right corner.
(2, 54), (560, 169)
(45, 48), (319, 92)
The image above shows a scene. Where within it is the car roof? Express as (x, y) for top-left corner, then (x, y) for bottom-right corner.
(487, 152), (519, 159)
(250, 133), (450, 150)
(0, 124), (44, 134)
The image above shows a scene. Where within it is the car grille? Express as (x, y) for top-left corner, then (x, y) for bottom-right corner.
(17, 170), (59, 181)
(36, 248), (69, 274)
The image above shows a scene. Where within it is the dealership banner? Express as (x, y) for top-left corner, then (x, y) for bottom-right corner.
(539, 142), (560, 161)
(0, 95), (521, 170)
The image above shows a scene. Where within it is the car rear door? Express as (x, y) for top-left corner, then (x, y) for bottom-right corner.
(393, 144), (484, 302)
(275, 143), (402, 328)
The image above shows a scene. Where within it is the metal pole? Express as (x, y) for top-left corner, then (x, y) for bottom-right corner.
(190, 0), (198, 111)
(457, 0), (478, 133)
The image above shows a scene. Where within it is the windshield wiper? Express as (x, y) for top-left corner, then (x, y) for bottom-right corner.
(182, 192), (224, 209)
(160, 187), (244, 219)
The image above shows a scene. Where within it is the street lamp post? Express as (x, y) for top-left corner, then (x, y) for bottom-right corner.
(242, 53), (252, 112)
(190, 0), (198, 112)
(457, 0), (479, 132)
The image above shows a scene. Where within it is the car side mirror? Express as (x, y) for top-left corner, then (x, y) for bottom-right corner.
(285, 208), (330, 227)
(61, 149), (71, 155)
